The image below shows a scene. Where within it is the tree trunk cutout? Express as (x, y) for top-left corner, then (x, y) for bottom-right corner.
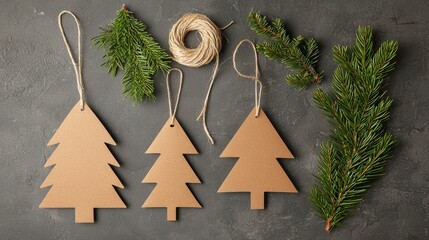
(75, 207), (94, 223)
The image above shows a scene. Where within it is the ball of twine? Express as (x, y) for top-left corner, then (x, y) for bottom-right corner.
(169, 13), (222, 67)
(168, 13), (232, 144)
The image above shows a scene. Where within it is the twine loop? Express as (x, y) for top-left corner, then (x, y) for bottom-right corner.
(169, 13), (233, 144)
(165, 68), (183, 127)
(232, 39), (262, 117)
(58, 10), (85, 110)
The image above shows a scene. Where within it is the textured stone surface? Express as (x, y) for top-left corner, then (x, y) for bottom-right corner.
(0, 0), (428, 239)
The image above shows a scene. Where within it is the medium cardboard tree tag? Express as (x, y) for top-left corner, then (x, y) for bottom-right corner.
(218, 107), (297, 209)
(40, 102), (126, 223)
(142, 117), (202, 221)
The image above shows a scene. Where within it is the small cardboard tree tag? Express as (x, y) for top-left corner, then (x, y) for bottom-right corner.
(218, 107), (297, 209)
(40, 102), (126, 223)
(142, 117), (202, 221)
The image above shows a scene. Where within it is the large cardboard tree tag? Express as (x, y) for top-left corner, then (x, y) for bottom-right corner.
(40, 102), (126, 223)
(142, 117), (202, 221)
(40, 11), (126, 223)
(218, 107), (297, 209)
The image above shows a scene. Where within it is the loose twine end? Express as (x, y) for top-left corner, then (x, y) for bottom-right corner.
(169, 13), (230, 145)
(220, 21), (234, 30)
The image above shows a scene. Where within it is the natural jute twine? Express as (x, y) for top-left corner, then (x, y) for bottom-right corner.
(232, 39), (262, 117)
(58, 10), (85, 110)
(169, 13), (233, 144)
(165, 68), (183, 127)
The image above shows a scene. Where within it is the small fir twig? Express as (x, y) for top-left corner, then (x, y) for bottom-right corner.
(92, 4), (170, 102)
(248, 12), (322, 89)
(310, 26), (398, 232)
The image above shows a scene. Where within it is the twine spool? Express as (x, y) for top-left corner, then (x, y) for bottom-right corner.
(169, 13), (233, 144)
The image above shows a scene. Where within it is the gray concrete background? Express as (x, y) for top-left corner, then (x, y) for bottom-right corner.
(0, 0), (428, 239)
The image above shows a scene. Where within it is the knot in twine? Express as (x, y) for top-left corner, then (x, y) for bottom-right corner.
(169, 13), (233, 144)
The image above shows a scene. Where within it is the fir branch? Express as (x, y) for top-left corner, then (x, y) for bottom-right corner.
(248, 12), (322, 89)
(92, 4), (170, 102)
(310, 26), (398, 232)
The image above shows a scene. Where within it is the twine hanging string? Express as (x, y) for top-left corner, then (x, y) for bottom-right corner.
(58, 10), (85, 110)
(165, 68), (184, 127)
(169, 13), (233, 144)
(232, 39), (262, 117)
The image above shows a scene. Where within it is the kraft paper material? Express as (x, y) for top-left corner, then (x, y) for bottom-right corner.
(143, 117), (202, 221)
(40, 102), (126, 223)
(218, 107), (298, 209)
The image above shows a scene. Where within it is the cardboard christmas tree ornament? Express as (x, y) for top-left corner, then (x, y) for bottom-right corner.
(40, 11), (126, 223)
(40, 102), (126, 223)
(218, 39), (298, 210)
(142, 68), (202, 221)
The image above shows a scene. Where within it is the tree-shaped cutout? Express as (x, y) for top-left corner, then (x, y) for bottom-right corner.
(40, 102), (126, 223)
(218, 107), (298, 209)
(142, 117), (201, 221)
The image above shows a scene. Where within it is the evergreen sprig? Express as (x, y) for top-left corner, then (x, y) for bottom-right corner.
(92, 5), (170, 102)
(310, 26), (398, 232)
(248, 12), (322, 89)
